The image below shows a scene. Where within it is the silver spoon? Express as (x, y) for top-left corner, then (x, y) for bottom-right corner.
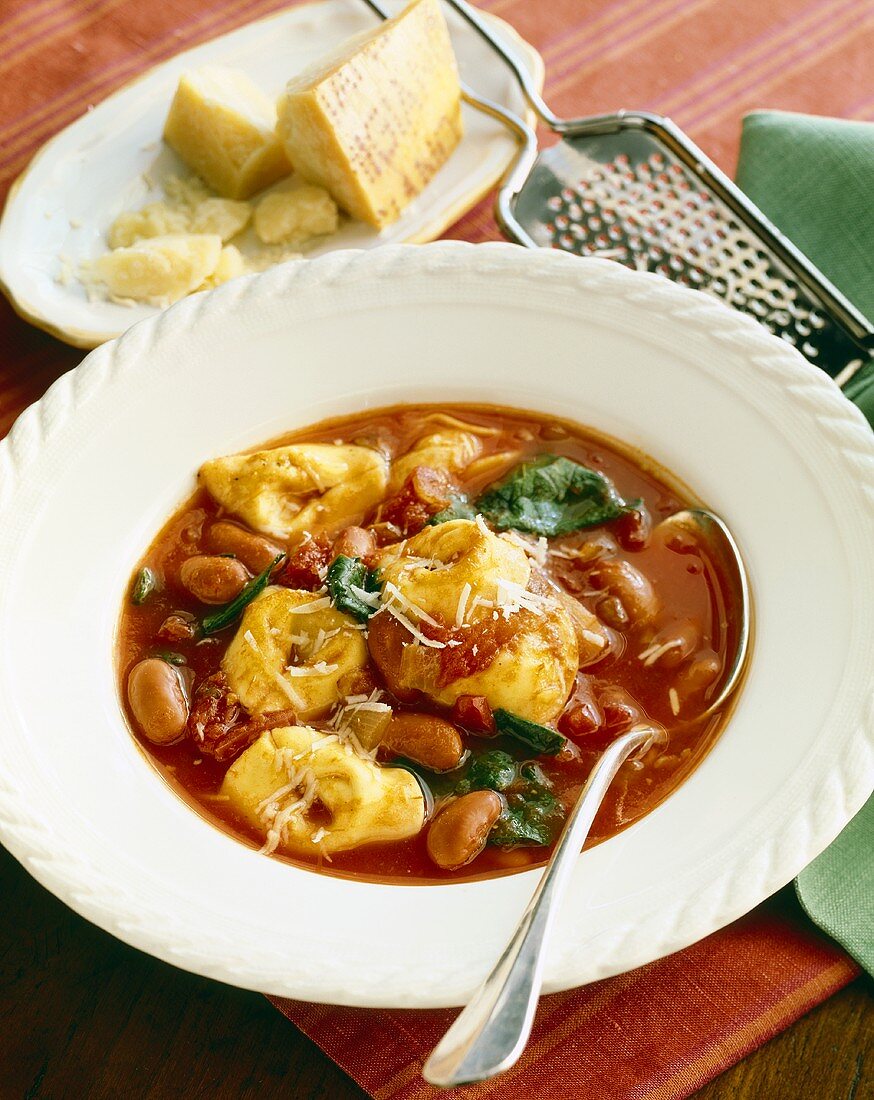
(424, 508), (750, 1088)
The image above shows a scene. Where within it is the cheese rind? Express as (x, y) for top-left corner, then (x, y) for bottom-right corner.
(163, 66), (292, 199)
(276, 0), (463, 228)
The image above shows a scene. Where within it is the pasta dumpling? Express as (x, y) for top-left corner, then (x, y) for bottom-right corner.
(376, 519), (580, 723)
(378, 518), (529, 625)
(221, 725), (425, 855)
(388, 430), (482, 492)
(200, 442), (388, 540)
(222, 586), (367, 718)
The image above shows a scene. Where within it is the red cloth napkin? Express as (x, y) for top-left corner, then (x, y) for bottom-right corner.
(0, 1), (870, 1096)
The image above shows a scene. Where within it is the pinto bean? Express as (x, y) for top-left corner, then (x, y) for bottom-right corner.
(614, 504), (652, 551)
(598, 687), (641, 733)
(333, 525), (377, 563)
(180, 555), (250, 604)
(588, 559), (658, 625)
(207, 521), (283, 574)
(128, 658), (189, 744)
(426, 791), (503, 870)
(383, 713), (464, 772)
(596, 594), (629, 629)
(676, 649), (722, 696)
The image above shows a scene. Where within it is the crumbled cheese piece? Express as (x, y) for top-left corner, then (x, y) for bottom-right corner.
(92, 233), (223, 305)
(108, 202), (191, 247)
(253, 184), (339, 244)
(189, 197), (252, 240)
(199, 244), (247, 289)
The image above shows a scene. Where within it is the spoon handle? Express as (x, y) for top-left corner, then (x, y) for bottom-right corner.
(423, 726), (655, 1089)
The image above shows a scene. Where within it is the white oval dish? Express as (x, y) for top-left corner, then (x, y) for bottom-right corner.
(0, 243), (872, 1008)
(0, 0), (541, 350)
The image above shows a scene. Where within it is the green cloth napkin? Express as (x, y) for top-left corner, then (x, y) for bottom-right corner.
(736, 109), (874, 975)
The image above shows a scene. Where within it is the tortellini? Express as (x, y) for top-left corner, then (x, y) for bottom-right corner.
(378, 518), (529, 625)
(200, 442), (388, 540)
(222, 586), (367, 719)
(388, 430), (482, 492)
(376, 519), (580, 723)
(221, 725), (425, 856)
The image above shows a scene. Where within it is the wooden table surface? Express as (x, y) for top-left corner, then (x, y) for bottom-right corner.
(1, 836), (870, 1098)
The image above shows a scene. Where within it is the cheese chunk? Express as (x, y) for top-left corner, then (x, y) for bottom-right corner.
(276, 0), (463, 228)
(164, 66), (292, 199)
(199, 244), (247, 289)
(253, 184), (339, 245)
(221, 725), (425, 856)
(93, 233), (222, 304)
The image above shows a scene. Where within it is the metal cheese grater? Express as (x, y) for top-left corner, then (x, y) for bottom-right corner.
(362, 0), (874, 382)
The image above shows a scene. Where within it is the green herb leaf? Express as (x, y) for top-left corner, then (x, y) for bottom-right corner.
(476, 455), (631, 537)
(156, 650), (187, 666)
(490, 789), (563, 848)
(326, 555), (382, 623)
(131, 566), (158, 605)
(459, 750), (517, 794)
(201, 553), (284, 635)
(428, 494), (477, 526)
(493, 709), (566, 755)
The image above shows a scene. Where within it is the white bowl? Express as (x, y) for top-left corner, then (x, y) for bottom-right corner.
(0, 243), (871, 1008)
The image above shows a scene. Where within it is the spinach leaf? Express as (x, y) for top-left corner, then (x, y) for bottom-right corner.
(493, 709), (566, 756)
(327, 555), (382, 623)
(491, 790), (563, 848)
(201, 553), (284, 634)
(477, 455), (631, 537)
(131, 566), (158, 605)
(456, 749), (517, 795)
(429, 494), (477, 526)
(155, 650), (187, 666)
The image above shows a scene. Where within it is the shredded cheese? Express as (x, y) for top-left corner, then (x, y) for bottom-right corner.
(349, 584), (381, 608)
(639, 637), (685, 667)
(285, 661), (339, 676)
(290, 596), (332, 614)
(381, 581), (441, 627)
(455, 582), (472, 628)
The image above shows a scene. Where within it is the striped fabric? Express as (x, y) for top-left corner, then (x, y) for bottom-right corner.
(0, 1), (869, 1096)
(274, 892), (856, 1099)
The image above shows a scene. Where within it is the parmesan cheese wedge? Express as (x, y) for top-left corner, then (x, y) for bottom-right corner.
(163, 66), (292, 199)
(276, 0), (463, 228)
